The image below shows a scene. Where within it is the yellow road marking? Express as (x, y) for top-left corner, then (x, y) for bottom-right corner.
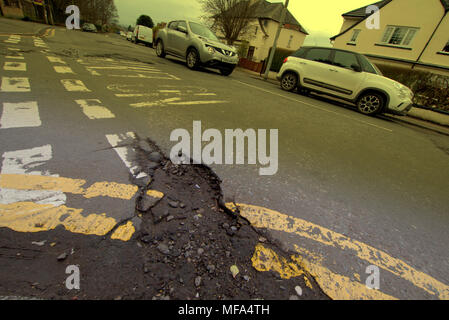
(252, 243), (397, 300)
(0, 174), (165, 241)
(228, 203), (449, 300)
(0, 202), (116, 237)
(0, 174), (160, 201)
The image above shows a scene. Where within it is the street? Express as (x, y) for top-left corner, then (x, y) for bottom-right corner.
(1, 18), (448, 300)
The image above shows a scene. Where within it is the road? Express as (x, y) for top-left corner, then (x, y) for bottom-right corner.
(1, 18), (448, 300)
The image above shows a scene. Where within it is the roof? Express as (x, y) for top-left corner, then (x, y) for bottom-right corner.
(249, 0), (309, 35)
(342, 0), (448, 18)
(331, 0), (449, 40)
(342, 0), (392, 18)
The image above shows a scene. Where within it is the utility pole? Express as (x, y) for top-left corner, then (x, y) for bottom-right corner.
(263, 0), (289, 80)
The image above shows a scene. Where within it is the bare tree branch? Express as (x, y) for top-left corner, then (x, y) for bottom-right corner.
(199, 0), (253, 45)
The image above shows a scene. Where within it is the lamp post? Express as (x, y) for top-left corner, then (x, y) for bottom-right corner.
(263, 0), (289, 80)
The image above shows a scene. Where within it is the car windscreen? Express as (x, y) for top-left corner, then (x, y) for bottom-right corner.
(188, 22), (219, 41)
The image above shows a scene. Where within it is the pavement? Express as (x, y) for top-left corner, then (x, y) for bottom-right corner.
(1, 18), (449, 300)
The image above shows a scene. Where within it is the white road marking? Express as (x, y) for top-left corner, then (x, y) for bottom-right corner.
(0, 77), (31, 92)
(47, 56), (66, 64)
(105, 132), (147, 178)
(75, 99), (115, 119)
(233, 79), (393, 133)
(110, 73), (181, 80)
(54, 66), (74, 74)
(0, 102), (41, 129)
(3, 62), (26, 71)
(0, 145), (66, 206)
(7, 48), (20, 51)
(61, 79), (90, 92)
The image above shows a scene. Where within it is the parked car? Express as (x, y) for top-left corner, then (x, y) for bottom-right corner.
(120, 31), (126, 37)
(126, 31), (133, 41)
(277, 46), (414, 116)
(155, 20), (238, 76)
(132, 25), (153, 47)
(82, 23), (97, 33)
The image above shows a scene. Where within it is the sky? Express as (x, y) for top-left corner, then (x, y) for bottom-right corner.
(115, 0), (376, 44)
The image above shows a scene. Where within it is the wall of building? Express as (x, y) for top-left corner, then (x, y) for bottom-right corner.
(0, 0), (24, 19)
(420, 13), (449, 68)
(243, 19), (306, 62)
(333, 0), (445, 63)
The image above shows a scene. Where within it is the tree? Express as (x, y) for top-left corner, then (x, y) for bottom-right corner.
(199, 0), (253, 45)
(136, 15), (154, 28)
(49, 0), (118, 26)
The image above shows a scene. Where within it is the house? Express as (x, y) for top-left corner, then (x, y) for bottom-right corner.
(222, 0), (308, 62)
(330, 0), (449, 76)
(0, 0), (25, 19)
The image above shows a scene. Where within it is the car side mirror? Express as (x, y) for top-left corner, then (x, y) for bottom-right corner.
(177, 26), (187, 34)
(351, 64), (362, 72)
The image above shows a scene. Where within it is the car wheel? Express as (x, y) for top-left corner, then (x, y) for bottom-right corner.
(357, 92), (385, 115)
(186, 48), (200, 70)
(156, 40), (166, 58)
(280, 72), (298, 92)
(219, 67), (234, 76)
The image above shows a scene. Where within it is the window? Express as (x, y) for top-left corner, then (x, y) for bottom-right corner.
(247, 46), (255, 60)
(292, 47), (307, 58)
(255, 26), (258, 35)
(304, 48), (332, 64)
(333, 51), (359, 70)
(168, 21), (178, 30)
(443, 40), (449, 53)
(381, 26), (419, 47)
(4, 0), (20, 7)
(350, 29), (361, 43)
(358, 55), (379, 75)
(177, 21), (187, 31)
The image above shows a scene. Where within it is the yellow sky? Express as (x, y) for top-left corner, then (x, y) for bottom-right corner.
(285, 0), (377, 35)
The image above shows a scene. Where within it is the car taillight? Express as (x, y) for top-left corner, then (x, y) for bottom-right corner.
(283, 57), (288, 64)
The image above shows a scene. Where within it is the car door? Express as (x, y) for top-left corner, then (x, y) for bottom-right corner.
(300, 48), (336, 93)
(166, 21), (179, 53)
(326, 50), (366, 99)
(171, 21), (190, 57)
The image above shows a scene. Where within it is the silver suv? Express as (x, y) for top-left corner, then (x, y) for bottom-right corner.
(155, 20), (239, 76)
(278, 47), (414, 116)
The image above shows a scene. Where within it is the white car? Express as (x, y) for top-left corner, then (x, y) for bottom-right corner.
(126, 31), (133, 41)
(132, 25), (153, 47)
(277, 46), (414, 116)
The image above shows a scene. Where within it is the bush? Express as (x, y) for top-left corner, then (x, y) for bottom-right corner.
(376, 64), (449, 112)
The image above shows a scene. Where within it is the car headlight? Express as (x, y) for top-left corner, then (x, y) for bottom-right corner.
(205, 45), (215, 54)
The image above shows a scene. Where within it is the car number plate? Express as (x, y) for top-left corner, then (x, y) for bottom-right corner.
(222, 57), (234, 63)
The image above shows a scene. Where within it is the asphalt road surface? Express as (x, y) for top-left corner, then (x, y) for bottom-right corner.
(1, 18), (448, 300)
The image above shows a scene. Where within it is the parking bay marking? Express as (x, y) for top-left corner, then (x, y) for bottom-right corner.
(75, 99), (115, 119)
(0, 101), (41, 129)
(3, 61), (26, 71)
(233, 79), (393, 133)
(227, 203), (449, 300)
(0, 77), (31, 92)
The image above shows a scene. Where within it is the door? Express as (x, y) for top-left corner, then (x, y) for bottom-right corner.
(166, 21), (179, 53)
(171, 21), (190, 56)
(300, 48), (336, 93)
(327, 50), (365, 99)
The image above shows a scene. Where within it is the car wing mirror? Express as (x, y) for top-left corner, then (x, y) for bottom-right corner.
(351, 64), (362, 72)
